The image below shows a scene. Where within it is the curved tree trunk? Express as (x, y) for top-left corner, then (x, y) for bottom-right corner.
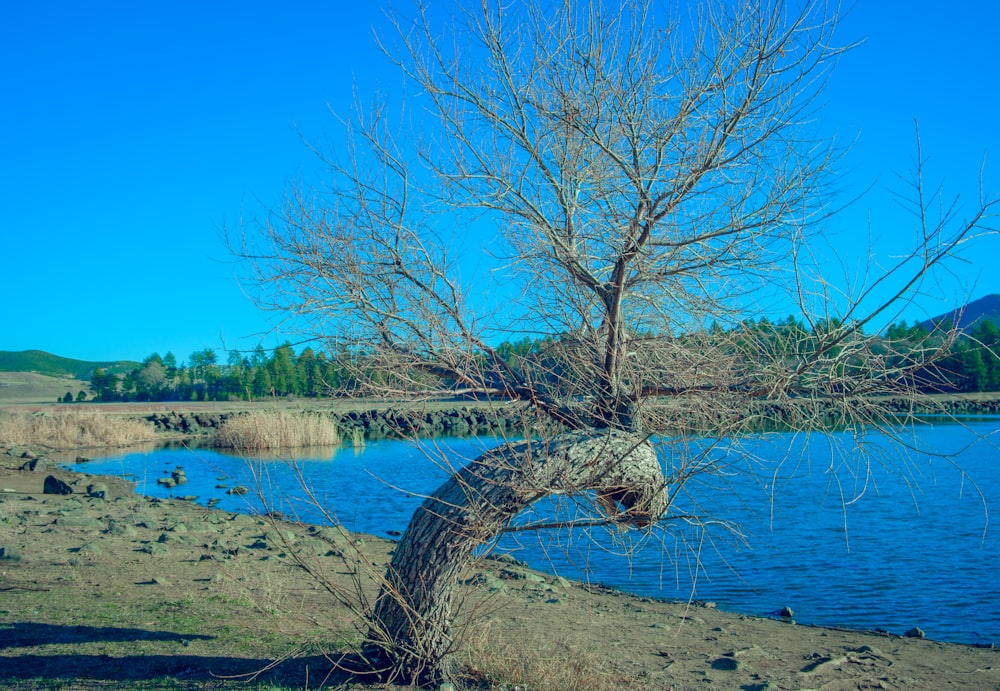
(366, 429), (670, 686)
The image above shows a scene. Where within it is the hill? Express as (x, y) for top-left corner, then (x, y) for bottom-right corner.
(0, 350), (139, 379)
(919, 293), (1000, 331)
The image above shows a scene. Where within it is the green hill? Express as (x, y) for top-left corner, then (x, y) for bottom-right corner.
(0, 350), (139, 379)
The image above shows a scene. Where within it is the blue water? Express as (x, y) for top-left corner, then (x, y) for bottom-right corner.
(68, 420), (1000, 645)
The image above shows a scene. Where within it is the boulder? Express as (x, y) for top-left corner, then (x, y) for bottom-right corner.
(43, 475), (73, 495)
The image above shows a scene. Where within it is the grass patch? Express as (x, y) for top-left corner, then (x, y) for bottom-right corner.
(0, 411), (157, 449)
(212, 411), (343, 450)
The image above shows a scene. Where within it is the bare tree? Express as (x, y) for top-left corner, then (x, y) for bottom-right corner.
(230, 0), (996, 685)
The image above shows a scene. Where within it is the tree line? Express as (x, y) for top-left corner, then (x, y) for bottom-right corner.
(70, 317), (1000, 404)
(80, 343), (354, 402)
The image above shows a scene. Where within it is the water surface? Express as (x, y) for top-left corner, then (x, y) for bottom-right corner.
(70, 420), (1000, 644)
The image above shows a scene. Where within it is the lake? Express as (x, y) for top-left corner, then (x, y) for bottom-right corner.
(67, 418), (1000, 645)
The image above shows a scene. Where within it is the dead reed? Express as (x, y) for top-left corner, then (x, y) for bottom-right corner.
(212, 410), (343, 450)
(0, 410), (157, 449)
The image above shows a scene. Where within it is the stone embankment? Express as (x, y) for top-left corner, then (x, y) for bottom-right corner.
(879, 395), (1000, 416)
(753, 395), (1000, 428)
(139, 395), (1000, 441)
(141, 404), (528, 440)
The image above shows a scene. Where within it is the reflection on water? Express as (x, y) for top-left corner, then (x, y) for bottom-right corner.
(67, 421), (1000, 644)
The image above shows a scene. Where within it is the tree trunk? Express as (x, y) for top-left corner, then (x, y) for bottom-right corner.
(366, 429), (669, 686)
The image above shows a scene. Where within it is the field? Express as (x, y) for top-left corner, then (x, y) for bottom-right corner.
(0, 372), (88, 405)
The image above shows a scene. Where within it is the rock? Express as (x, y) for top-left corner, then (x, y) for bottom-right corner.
(776, 606), (795, 618)
(19, 458), (39, 471)
(711, 656), (745, 671)
(156, 477), (177, 489)
(904, 627), (926, 638)
(78, 542), (102, 555)
(43, 475), (73, 495)
(106, 520), (138, 537)
(56, 512), (104, 530)
(0, 546), (22, 562)
(226, 485), (249, 495)
(86, 483), (109, 499)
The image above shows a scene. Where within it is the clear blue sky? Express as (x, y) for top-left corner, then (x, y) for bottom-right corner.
(2, 1), (998, 364)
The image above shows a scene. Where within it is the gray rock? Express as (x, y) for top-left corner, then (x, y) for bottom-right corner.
(904, 627), (926, 638)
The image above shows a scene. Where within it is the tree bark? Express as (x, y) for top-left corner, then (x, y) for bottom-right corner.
(366, 429), (669, 686)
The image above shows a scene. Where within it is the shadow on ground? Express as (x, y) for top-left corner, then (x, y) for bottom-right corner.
(0, 622), (215, 649)
(0, 622), (358, 688)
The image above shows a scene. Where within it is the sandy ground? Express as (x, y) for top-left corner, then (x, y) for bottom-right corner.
(1, 445), (998, 690)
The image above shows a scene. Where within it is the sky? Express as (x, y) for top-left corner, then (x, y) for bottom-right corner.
(2, 1), (998, 364)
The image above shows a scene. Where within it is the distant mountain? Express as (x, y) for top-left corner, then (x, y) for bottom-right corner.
(920, 294), (1000, 331)
(0, 350), (139, 379)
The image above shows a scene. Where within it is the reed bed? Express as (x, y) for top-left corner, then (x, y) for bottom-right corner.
(0, 410), (157, 449)
(212, 410), (343, 450)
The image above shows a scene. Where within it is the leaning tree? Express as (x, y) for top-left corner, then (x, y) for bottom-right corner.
(230, 0), (995, 685)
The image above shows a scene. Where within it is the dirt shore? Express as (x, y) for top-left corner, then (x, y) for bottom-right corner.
(1, 441), (998, 689)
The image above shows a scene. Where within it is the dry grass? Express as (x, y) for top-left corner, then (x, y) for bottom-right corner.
(461, 622), (640, 690)
(213, 410), (343, 450)
(0, 410), (157, 449)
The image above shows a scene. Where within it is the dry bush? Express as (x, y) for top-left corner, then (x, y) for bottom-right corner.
(0, 410), (157, 449)
(462, 621), (639, 691)
(213, 410), (342, 450)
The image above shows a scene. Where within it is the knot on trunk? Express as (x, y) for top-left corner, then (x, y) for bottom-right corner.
(488, 429), (669, 527)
